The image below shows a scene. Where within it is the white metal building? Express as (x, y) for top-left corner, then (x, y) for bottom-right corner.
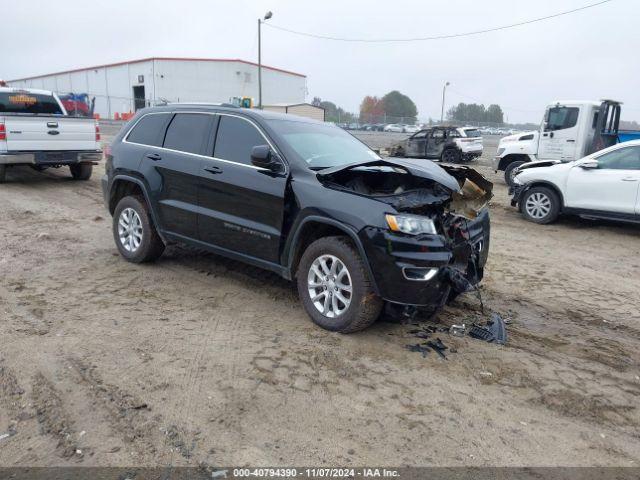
(7, 57), (307, 119)
(263, 103), (325, 122)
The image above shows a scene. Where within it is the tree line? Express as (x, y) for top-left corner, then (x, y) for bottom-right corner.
(446, 103), (504, 124)
(313, 94), (506, 126)
(312, 90), (418, 124)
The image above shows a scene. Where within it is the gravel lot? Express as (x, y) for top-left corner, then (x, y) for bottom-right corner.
(0, 124), (639, 467)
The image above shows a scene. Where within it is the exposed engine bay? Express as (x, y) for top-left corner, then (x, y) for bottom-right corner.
(317, 159), (493, 219)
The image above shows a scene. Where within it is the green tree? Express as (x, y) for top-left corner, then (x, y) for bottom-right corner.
(486, 104), (504, 124)
(446, 102), (504, 125)
(381, 91), (418, 123)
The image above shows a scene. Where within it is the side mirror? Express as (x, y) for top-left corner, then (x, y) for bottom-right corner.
(251, 145), (281, 171)
(580, 159), (599, 169)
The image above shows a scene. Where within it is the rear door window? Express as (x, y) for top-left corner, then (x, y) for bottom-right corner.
(163, 113), (212, 155)
(126, 113), (172, 147)
(0, 92), (63, 114)
(214, 116), (266, 165)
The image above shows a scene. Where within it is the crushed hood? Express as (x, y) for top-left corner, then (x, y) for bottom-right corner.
(517, 159), (561, 171)
(317, 158), (462, 192)
(317, 158), (493, 219)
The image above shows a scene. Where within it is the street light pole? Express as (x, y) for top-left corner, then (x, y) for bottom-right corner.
(258, 11), (272, 109)
(440, 81), (450, 124)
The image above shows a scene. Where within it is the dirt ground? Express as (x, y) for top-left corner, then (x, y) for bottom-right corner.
(1, 126), (639, 467)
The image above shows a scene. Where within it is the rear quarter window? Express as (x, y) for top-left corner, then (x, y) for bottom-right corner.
(0, 92), (63, 114)
(126, 113), (172, 147)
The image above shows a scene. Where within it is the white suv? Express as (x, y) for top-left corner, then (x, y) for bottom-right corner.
(511, 140), (640, 224)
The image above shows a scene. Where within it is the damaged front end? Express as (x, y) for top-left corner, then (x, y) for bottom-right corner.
(318, 159), (492, 307)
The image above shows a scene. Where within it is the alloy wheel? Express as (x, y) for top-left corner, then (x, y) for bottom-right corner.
(525, 192), (552, 220)
(307, 254), (352, 318)
(118, 208), (143, 252)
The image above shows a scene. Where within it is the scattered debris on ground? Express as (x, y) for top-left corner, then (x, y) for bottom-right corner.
(468, 313), (507, 345)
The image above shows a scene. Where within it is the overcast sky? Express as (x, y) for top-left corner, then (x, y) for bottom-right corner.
(2, 0), (638, 123)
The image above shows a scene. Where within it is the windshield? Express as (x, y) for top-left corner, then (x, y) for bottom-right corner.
(267, 119), (381, 169)
(0, 92), (64, 114)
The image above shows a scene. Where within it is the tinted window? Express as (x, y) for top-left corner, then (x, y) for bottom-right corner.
(0, 92), (63, 114)
(214, 116), (266, 165)
(164, 113), (212, 155)
(127, 113), (171, 147)
(596, 147), (640, 170)
(448, 129), (461, 138)
(546, 107), (579, 131)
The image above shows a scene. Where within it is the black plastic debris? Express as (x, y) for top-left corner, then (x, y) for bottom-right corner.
(406, 343), (430, 358)
(426, 338), (448, 359)
(469, 313), (507, 345)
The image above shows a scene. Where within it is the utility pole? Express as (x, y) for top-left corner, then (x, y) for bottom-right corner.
(440, 81), (450, 124)
(258, 11), (273, 109)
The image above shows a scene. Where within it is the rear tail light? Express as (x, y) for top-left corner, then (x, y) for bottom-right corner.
(0, 121), (5, 141)
(95, 122), (101, 142)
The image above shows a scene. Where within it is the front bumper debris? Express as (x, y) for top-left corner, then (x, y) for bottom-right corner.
(359, 209), (490, 307)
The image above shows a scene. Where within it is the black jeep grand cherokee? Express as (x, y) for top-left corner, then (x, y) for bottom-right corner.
(102, 105), (492, 333)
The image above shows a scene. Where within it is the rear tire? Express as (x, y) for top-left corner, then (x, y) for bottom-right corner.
(113, 195), (165, 263)
(70, 163), (93, 180)
(441, 148), (461, 163)
(520, 186), (560, 224)
(296, 236), (383, 333)
(0, 165), (6, 183)
(504, 161), (525, 186)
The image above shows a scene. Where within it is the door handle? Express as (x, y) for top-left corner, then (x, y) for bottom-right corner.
(549, 132), (554, 138)
(204, 166), (223, 175)
(566, 139), (575, 143)
(145, 153), (162, 161)
(621, 177), (638, 182)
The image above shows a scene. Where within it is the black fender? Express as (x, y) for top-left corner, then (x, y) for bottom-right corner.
(282, 215), (380, 295)
(498, 154), (530, 172)
(108, 173), (168, 243)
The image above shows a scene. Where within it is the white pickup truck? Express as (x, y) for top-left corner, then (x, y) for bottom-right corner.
(493, 99), (640, 185)
(0, 87), (102, 183)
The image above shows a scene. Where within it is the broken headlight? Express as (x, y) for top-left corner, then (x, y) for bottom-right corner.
(385, 214), (437, 235)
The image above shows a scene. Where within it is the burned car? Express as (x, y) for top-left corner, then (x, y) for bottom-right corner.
(102, 105), (492, 333)
(390, 126), (483, 163)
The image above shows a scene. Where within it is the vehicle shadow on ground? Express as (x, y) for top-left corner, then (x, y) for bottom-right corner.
(551, 214), (640, 235)
(0, 165), (81, 185)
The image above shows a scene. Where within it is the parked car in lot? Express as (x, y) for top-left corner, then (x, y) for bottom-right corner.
(390, 126), (483, 162)
(511, 140), (640, 224)
(383, 124), (405, 133)
(403, 125), (421, 134)
(102, 105), (492, 333)
(0, 87), (102, 183)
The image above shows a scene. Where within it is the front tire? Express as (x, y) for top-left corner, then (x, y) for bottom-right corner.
(296, 236), (383, 333)
(521, 186), (560, 224)
(70, 163), (93, 180)
(113, 195), (165, 263)
(504, 161), (525, 186)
